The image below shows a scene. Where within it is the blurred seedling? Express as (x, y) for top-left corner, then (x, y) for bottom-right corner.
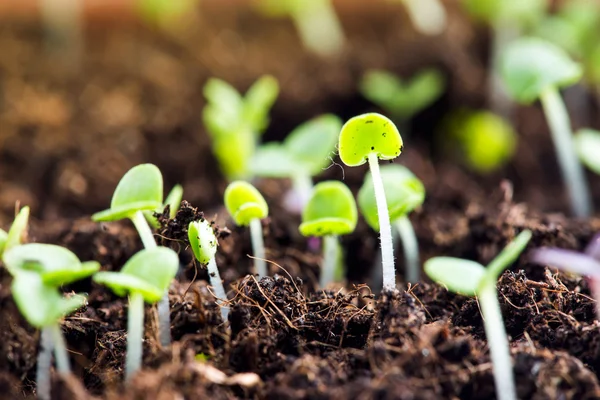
(299, 181), (357, 288)
(358, 165), (425, 284)
(224, 181), (269, 278)
(0, 205), (30, 257)
(250, 114), (342, 213)
(93, 248), (178, 381)
(203, 75), (279, 180)
(425, 230), (532, 400)
(92, 163), (173, 348)
(144, 183), (184, 228)
(338, 113), (403, 290)
(137, 0), (196, 31)
(501, 38), (591, 217)
(188, 219), (229, 321)
(391, 0), (447, 36)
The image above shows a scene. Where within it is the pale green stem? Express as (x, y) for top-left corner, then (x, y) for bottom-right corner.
(130, 211), (171, 348)
(126, 292), (145, 382)
(367, 153), (396, 290)
(478, 283), (516, 400)
(395, 215), (420, 283)
(402, 0), (447, 36)
(320, 235), (339, 288)
(287, 173), (313, 214)
(50, 323), (70, 374)
(540, 87), (592, 217)
(207, 258), (229, 322)
(249, 218), (267, 278)
(36, 326), (53, 400)
(292, 0), (345, 57)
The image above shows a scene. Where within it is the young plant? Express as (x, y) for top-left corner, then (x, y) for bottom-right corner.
(250, 114), (342, 213)
(358, 165), (425, 283)
(500, 38), (591, 217)
(425, 230), (532, 400)
(144, 183), (184, 228)
(299, 181), (358, 288)
(203, 75), (279, 180)
(224, 181), (269, 278)
(93, 247), (178, 381)
(92, 163), (173, 348)
(188, 219), (229, 321)
(1, 206), (30, 256)
(338, 113), (403, 290)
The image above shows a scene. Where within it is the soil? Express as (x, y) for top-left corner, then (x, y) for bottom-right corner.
(2, 1), (600, 399)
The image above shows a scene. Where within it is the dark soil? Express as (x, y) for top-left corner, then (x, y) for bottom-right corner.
(3, 1), (600, 399)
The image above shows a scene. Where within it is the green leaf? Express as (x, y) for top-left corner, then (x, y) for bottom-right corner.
(299, 181), (357, 237)
(243, 75), (279, 135)
(484, 230), (532, 282)
(93, 272), (164, 302)
(212, 130), (256, 180)
(224, 181), (269, 226)
(575, 128), (600, 174)
(338, 113), (403, 167)
(5, 206), (29, 252)
(500, 37), (582, 104)
(358, 165), (425, 230)
(250, 144), (305, 177)
(461, 0), (546, 24)
(188, 220), (218, 265)
(359, 70), (403, 115)
(424, 257), (485, 296)
(0, 228), (7, 255)
(165, 184), (184, 218)
(203, 78), (243, 130)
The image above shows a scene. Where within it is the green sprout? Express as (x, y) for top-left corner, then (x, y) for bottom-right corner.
(144, 183), (184, 228)
(500, 37), (591, 217)
(360, 68), (445, 129)
(2, 206), (30, 256)
(203, 75), (279, 180)
(358, 165), (425, 283)
(224, 181), (269, 278)
(93, 247), (178, 381)
(338, 113), (403, 290)
(299, 181), (357, 287)
(425, 230), (532, 400)
(92, 163), (174, 348)
(392, 0), (447, 36)
(256, 0), (345, 57)
(137, 0), (195, 28)
(250, 114), (342, 212)
(188, 219), (229, 321)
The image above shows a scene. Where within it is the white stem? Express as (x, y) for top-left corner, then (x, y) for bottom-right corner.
(395, 215), (420, 283)
(478, 284), (516, 400)
(36, 327), (54, 400)
(131, 211), (157, 249)
(540, 87), (592, 217)
(50, 323), (70, 374)
(402, 0), (447, 36)
(292, 0), (345, 57)
(367, 153), (396, 290)
(249, 218), (267, 278)
(284, 174), (313, 214)
(489, 19), (518, 120)
(126, 292), (145, 382)
(207, 258), (229, 322)
(320, 235), (339, 288)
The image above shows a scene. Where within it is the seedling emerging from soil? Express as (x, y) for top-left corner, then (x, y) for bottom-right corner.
(500, 38), (591, 217)
(358, 165), (425, 283)
(92, 163), (173, 348)
(574, 129), (600, 175)
(188, 220), (229, 321)
(93, 247), (178, 381)
(224, 181), (269, 278)
(425, 230), (532, 400)
(250, 114), (342, 212)
(339, 113), (403, 290)
(144, 183), (184, 227)
(203, 75), (279, 180)
(2, 206), (30, 255)
(299, 181), (357, 287)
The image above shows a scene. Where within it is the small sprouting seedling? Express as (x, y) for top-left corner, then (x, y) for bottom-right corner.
(256, 0), (345, 57)
(299, 181), (358, 287)
(93, 247), (178, 381)
(500, 37), (591, 217)
(144, 183), (184, 228)
(358, 165), (425, 283)
(360, 68), (445, 126)
(250, 114), (342, 212)
(203, 76), (279, 180)
(425, 230), (532, 400)
(338, 113), (403, 290)
(390, 0), (447, 35)
(574, 128), (600, 175)
(1, 206), (30, 256)
(188, 219), (229, 322)
(224, 181), (269, 278)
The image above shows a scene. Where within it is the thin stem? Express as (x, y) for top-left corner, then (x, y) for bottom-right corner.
(540, 87), (592, 217)
(402, 0), (447, 36)
(395, 215), (420, 283)
(367, 153), (396, 290)
(36, 326), (53, 400)
(249, 218), (267, 278)
(130, 211), (157, 249)
(478, 283), (516, 400)
(489, 19), (518, 120)
(292, 0), (345, 57)
(207, 258), (229, 322)
(320, 235), (339, 288)
(126, 292), (145, 382)
(284, 173), (313, 214)
(50, 323), (70, 374)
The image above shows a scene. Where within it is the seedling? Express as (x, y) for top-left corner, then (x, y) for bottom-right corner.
(2, 206), (30, 256)
(224, 181), (269, 278)
(93, 247), (178, 381)
(188, 219), (229, 321)
(358, 165), (425, 283)
(392, 0), (447, 36)
(250, 114), (342, 212)
(92, 163), (173, 348)
(500, 38), (591, 217)
(338, 113), (403, 290)
(299, 181), (357, 287)
(575, 128), (600, 175)
(144, 183), (184, 227)
(425, 230), (532, 400)
(203, 75), (279, 180)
